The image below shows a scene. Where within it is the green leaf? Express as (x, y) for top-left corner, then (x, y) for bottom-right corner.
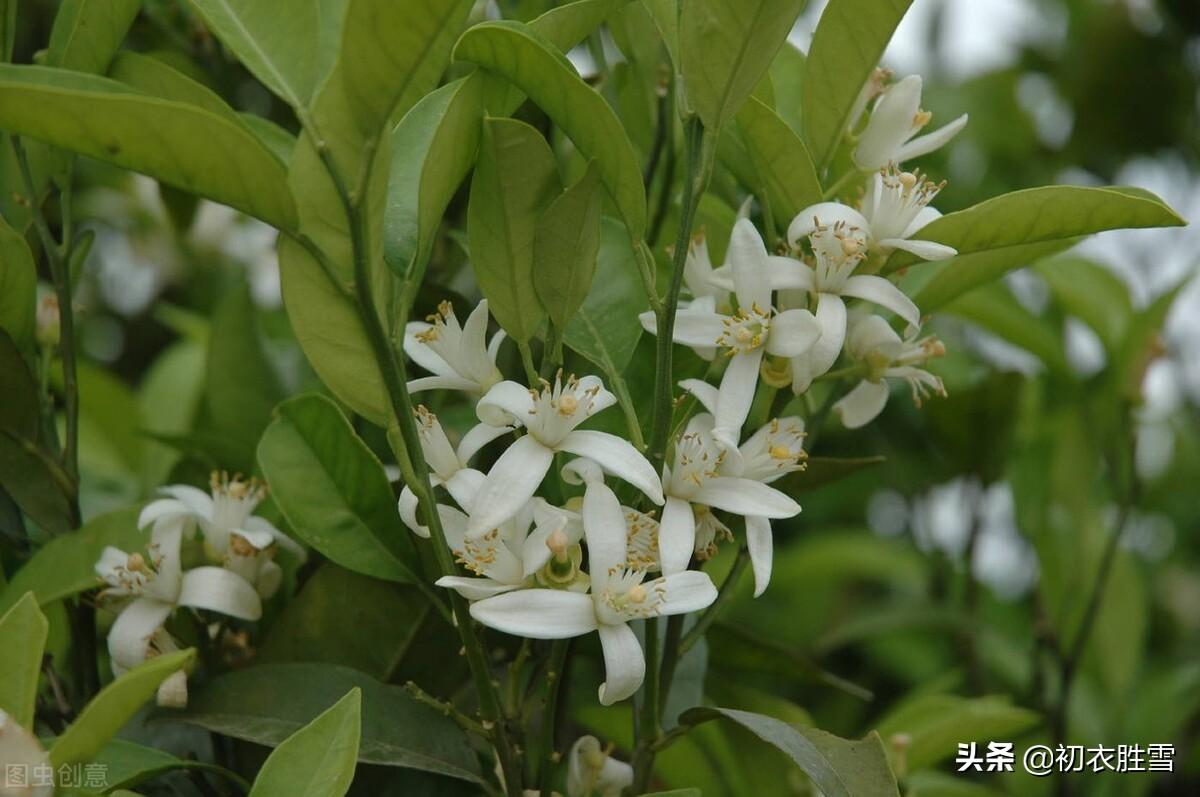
(769, 41), (806, 135)
(206, 281), (284, 471)
(2, 0), (15, 62)
(249, 688), (361, 797)
(735, 95), (822, 225)
(185, 0), (345, 109)
(107, 50), (235, 117)
(781, 455), (887, 495)
(89, 739), (251, 792)
(0, 592), (47, 727)
(50, 649), (196, 767)
(256, 394), (417, 583)
(886, 185), (1185, 308)
(0, 65), (296, 228)
(139, 340), (206, 490)
(941, 282), (1069, 373)
(455, 20), (647, 239)
(175, 662), (481, 782)
(563, 218), (648, 373)
(468, 117), (560, 343)
(641, 791), (702, 797)
(384, 75), (484, 280)
(0, 505), (143, 614)
(46, 0), (141, 73)
(0, 329), (37, 440)
(680, 707), (900, 797)
(259, 563), (430, 680)
(1036, 256), (1133, 354)
(0, 217), (35, 347)
(533, 0), (633, 52)
(803, 0), (913, 171)
(679, 0), (806, 131)
(535, 161), (603, 330)
(874, 693), (1041, 772)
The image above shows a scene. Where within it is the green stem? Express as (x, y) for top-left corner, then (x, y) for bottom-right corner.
(518, 340), (540, 385)
(630, 617), (661, 792)
(656, 613), (685, 716)
(540, 325), (564, 380)
(538, 640), (571, 797)
(678, 546), (750, 658)
(610, 371), (646, 450)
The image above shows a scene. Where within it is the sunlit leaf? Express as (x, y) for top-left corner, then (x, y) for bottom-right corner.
(735, 95), (821, 227)
(248, 688), (361, 797)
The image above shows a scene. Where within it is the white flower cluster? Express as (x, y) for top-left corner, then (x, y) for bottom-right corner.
(93, 473), (304, 707)
(398, 71), (960, 707)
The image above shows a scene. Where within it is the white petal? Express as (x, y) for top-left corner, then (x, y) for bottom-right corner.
(457, 422), (512, 466)
(845, 314), (901, 358)
(398, 485), (429, 537)
(638, 309), (658, 336)
(157, 669), (189, 709)
(745, 515), (773, 598)
(791, 293), (846, 392)
(853, 74), (924, 170)
(107, 597), (173, 672)
(558, 431), (664, 505)
(834, 380), (890, 429)
(900, 205), (942, 239)
(444, 468), (485, 513)
(144, 521), (184, 602)
(842, 275), (921, 327)
(788, 203), (871, 248)
(713, 349), (764, 449)
(435, 576), (522, 601)
(895, 113), (969, 163)
(678, 378), (719, 416)
(177, 567), (263, 620)
(597, 622), (644, 705)
(408, 374), (477, 394)
(487, 329), (507, 363)
(159, 485), (214, 520)
(520, 522), (555, 577)
(467, 435), (554, 537)
(138, 498), (196, 530)
(477, 380), (537, 428)
(727, 218), (771, 309)
(0, 705), (52, 794)
(669, 308), (726, 349)
(403, 321), (456, 376)
(881, 237), (957, 261)
(243, 515), (306, 561)
(459, 300), (493, 378)
(581, 480), (628, 592)
(257, 560), (283, 600)
(231, 527), (274, 550)
(653, 571), (719, 615)
(469, 589), (598, 639)
(692, 477), (800, 519)
(766, 308), (821, 358)
(659, 497), (696, 575)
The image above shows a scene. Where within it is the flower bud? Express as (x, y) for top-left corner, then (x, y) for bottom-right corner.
(36, 293), (60, 347)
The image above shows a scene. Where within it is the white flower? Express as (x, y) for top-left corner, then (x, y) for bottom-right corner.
(137, 472), (305, 596)
(655, 413), (801, 576)
(398, 407), (511, 538)
(467, 374), (663, 538)
(469, 471), (716, 705)
(95, 518), (262, 706)
(566, 735), (633, 797)
(641, 219), (821, 448)
(0, 709), (53, 797)
(834, 314), (947, 429)
(404, 299), (505, 395)
(429, 499), (559, 600)
(788, 168), (957, 262)
(853, 74), (968, 171)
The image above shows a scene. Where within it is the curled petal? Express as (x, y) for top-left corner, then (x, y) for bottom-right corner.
(558, 431), (664, 505)
(792, 293), (847, 393)
(678, 378), (719, 417)
(409, 374), (477, 394)
(880, 237), (957, 261)
(177, 567), (263, 620)
(476, 380), (537, 428)
(788, 203), (871, 248)
(834, 379), (891, 429)
(745, 515), (774, 598)
(457, 422), (512, 467)
(766, 308), (821, 358)
(597, 622), (644, 706)
(653, 570), (719, 615)
(138, 498), (196, 530)
(435, 576), (522, 601)
(896, 113), (969, 163)
(158, 485), (214, 521)
(469, 589), (598, 639)
(107, 597), (173, 672)
(398, 486), (429, 538)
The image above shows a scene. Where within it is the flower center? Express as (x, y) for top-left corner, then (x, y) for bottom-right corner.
(718, 305), (770, 354)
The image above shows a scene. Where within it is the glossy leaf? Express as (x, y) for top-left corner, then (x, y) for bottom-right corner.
(256, 394), (417, 582)
(0, 217), (35, 347)
(455, 20), (647, 239)
(468, 117), (560, 342)
(249, 688), (361, 797)
(735, 96), (822, 225)
(175, 663), (481, 782)
(680, 0), (806, 131)
(803, 0), (913, 171)
(534, 161), (603, 330)
(874, 694), (1040, 772)
(46, 0), (141, 73)
(0, 65), (296, 228)
(681, 707), (900, 797)
(0, 592), (47, 727)
(51, 649), (196, 767)
(563, 218), (648, 373)
(185, 0), (345, 108)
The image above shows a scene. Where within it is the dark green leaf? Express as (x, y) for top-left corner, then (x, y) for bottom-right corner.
(780, 455), (886, 495)
(563, 218), (648, 373)
(248, 688), (361, 797)
(89, 739), (249, 792)
(735, 95), (822, 226)
(535, 161), (603, 330)
(0, 592), (47, 727)
(0, 217), (35, 348)
(874, 693), (1041, 772)
(0, 328), (37, 440)
(256, 394), (417, 582)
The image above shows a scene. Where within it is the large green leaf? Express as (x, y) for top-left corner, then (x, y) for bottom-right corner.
(108, 50), (242, 118)
(259, 564), (430, 680)
(1035, 256), (1133, 354)
(174, 663), (481, 782)
(735, 95), (821, 225)
(887, 185), (1185, 308)
(256, 394), (417, 583)
(535, 161), (603, 331)
(769, 41), (806, 135)
(467, 117), (559, 343)
(46, 0), (141, 73)
(803, 0), (913, 171)
(185, 0), (344, 109)
(941, 282), (1070, 374)
(0, 329), (37, 440)
(0, 592), (47, 728)
(1, 0), (15, 62)
(249, 688), (361, 797)
(0, 505), (143, 614)
(87, 739), (250, 793)
(0, 65), (296, 228)
(563, 218), (648, 374)
(455, 20), (647, 239)
(873, 694), (1041, 773)
(680, 707), (900, 797)
(0, 217), (35, 348)
(679, 0), (806, 131)
(50, 649), (196, 767)
(383, 75), (484, 280)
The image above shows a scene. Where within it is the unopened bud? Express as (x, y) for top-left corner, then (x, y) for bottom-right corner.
(36, 294), (60, 347)
(546, 528), (570, 561)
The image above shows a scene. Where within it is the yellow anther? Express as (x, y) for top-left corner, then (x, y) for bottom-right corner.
(899, 171), (918, 190)
(913, 110), (932, 129)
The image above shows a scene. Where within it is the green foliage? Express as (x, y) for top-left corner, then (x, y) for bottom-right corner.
(0, 592), (47, 727)
(249, 688), (362, 797)
(534, 161), (603, 332)
(734, 95), (822, 228)
(0, 217), (35, 347)
(257, 394), (417, 582)
(46, 0), (141, 73)
(874, 694), (1041, 773)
